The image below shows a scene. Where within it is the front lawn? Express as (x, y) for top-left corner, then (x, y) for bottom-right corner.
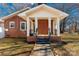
(61, 33), (79, 41)
(51, 34), (79, 56)
(1, 36), (79, 56)
(51, 42), (79, 56)
(0, 38), (34, 56)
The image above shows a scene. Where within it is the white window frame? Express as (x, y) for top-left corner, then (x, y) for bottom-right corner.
(9, 21), (15, 28)
(20, 21), (26, 31)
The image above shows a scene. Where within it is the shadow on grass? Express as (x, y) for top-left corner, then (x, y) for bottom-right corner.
(51, 41), (72, 56)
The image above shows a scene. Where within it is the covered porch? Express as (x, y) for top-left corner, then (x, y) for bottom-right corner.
(18, 4), (69, 42)
(27, 16), (60, 37)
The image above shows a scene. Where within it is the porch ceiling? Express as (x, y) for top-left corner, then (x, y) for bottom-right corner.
(29, 17), (57, 20)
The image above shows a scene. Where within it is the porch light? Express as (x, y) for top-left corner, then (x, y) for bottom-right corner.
(5, 29), (8, 31)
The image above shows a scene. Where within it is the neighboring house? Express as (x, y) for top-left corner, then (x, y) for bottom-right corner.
(0, 19), (5, 38)
(0, 4), (69, 42)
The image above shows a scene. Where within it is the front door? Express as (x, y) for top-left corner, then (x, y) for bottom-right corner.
(38, 19), (48, 35)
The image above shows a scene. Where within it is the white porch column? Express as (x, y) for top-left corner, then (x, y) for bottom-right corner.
(27, 17), (30, 36)
(57, 17), (60, 36)
(35, 17), (38, 33)
(30, 21), (33, 33)
(48, 17), (51, 34)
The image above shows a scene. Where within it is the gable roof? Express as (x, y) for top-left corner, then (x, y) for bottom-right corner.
(0, 7), (30, 21)
(18, 4), (69, 20)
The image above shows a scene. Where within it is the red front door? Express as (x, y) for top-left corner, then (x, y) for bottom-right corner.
(38, 19), (48, 35)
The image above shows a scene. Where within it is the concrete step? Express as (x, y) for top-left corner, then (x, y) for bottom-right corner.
(36, 38), (50, 44)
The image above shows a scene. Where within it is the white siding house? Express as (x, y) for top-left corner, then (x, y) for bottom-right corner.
(0, 19), (5, 38)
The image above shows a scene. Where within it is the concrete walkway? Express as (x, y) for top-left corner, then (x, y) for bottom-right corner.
(30, 44), (53, 56)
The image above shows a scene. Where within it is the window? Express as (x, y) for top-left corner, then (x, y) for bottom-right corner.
(20, 21), (26, 31)
(9, 21), (15, 28)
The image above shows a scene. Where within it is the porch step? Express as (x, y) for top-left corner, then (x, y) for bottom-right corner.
(36, 38), (50, 44)
(30, 44), (53, 56)
(36, 36), (49, 38)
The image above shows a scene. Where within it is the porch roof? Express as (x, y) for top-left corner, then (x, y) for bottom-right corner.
(18, 4), (69, 20)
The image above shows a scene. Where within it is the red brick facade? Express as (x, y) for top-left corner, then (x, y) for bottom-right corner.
(4, 15), (27, 37)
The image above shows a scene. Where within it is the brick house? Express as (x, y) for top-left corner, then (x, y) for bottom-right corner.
(0, 8), (29, 38)
(0, 4), (69, 42)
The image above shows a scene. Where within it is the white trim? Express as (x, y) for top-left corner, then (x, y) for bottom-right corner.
(27, 17), (30, 36)
(35, 17), (38, 34)
(53, 20), (55, 35)
(20, 21), (27, 31)
(38, 34), (49, 36)
(1, 7), (30, 20)
(48, 17), (51, 34)
(9, 21), (15, 28)
(44, 4), (69, 18)
(18, 4), (44, 16)
(18, 4), (69, 20)
(57, 17), (60, 36)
